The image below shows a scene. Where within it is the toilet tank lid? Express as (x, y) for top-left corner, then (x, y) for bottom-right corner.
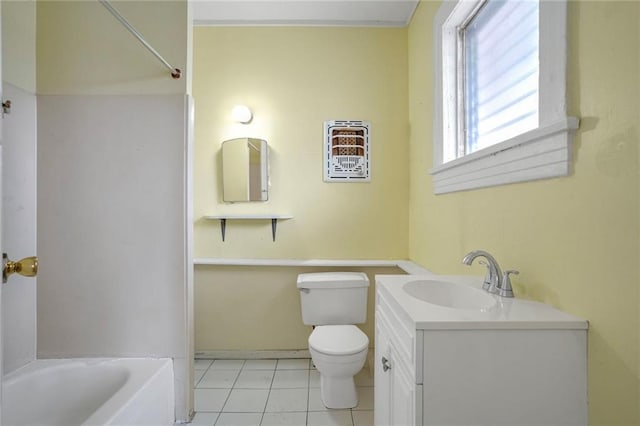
(296, 272), (369, 289)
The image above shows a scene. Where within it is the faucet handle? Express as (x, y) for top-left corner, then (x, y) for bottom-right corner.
(478, 260), (492, 291)
(498, 270), (519, 298)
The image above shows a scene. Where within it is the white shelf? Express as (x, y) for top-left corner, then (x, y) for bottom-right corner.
(203, 215), (293, 241)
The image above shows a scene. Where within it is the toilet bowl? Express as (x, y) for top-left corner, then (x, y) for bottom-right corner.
(308, 325), (369, 409)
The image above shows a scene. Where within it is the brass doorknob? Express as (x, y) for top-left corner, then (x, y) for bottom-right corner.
(3, 254), (38, 284)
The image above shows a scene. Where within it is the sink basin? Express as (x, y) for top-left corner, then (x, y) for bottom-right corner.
(403, 280), (496, 310)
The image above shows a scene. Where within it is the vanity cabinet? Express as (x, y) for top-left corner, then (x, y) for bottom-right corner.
(375, 275), (588, 426)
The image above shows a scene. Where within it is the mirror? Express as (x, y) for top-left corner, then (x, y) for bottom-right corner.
(222, 138), (269, 202)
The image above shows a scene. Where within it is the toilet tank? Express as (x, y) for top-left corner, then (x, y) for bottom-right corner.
(297, 272), (369, 326)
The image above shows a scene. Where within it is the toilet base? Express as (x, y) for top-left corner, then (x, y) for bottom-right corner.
(320, 375), (358, 409)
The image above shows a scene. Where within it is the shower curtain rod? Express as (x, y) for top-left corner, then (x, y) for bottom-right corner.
(99, 0), (181, 79)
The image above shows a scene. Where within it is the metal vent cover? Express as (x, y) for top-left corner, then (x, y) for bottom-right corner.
(324, 120), (370, 182)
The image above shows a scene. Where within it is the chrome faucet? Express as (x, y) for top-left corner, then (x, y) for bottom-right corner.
(461, 250), (518, 297)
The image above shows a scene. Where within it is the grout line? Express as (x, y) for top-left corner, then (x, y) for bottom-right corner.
(305, 365), (311, 426)
(194, 360), (214, 389)
(228, 368), (241, 390)
(194, 371), (203, 389)
(260, 362), (278, 425)
(216, 360), (241, 415)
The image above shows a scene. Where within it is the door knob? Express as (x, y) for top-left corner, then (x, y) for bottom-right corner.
(3, 254), (38, 283)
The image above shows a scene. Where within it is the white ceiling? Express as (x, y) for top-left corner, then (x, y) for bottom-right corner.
(192, 0), (420, 27)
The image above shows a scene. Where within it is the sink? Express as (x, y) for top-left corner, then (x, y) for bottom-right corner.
(403, 279), (496, 310)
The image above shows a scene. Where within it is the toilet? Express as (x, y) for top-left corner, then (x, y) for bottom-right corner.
(297, 272), (369, 409)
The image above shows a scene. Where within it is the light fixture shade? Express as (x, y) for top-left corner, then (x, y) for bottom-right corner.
(232, 104), (253, 124)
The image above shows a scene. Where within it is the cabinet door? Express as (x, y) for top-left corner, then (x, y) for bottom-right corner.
(375, 312), (417, 426)
(388, 348), (416, 426)
(374, 314), (391, 426)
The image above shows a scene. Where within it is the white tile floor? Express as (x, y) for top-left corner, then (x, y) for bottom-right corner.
(193, 359), (374, 426)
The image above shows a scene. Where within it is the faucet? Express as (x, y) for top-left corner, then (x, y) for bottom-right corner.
(462, 250), (517, 297)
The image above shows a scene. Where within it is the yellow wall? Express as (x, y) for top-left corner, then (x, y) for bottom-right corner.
(193, 27), (409, 353)
(2, 0), (36, 93)
(36, 1), (187, 94)
(195, 266), (403, 353)
(408, 1), (640, 424)
(193, 27), (409, 259)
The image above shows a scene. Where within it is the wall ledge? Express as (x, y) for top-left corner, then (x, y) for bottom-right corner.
(193, 258), (432, 275)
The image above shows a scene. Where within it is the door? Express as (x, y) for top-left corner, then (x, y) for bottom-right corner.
(1, 78), (38, 378)
(0, 146), (3, 423)
(0, 3), (4, 419)
(1, 4), (39, 424)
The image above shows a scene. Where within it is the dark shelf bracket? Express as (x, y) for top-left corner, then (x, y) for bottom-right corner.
(271, 219), (278, 242)
(220, 218), (226, 242)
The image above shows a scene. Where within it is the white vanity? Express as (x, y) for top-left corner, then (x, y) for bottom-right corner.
(374, 274), (588, 426)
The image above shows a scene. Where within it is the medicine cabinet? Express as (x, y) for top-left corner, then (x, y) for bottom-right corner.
(222, 138), (268, 202)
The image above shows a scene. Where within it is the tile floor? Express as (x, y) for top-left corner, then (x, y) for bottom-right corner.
(192, 358), (374, 426)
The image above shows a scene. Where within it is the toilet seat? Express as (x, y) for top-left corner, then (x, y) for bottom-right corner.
(309, 325), (368, 356)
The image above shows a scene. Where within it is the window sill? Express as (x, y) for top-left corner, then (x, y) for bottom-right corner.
(430, 117), (580, 194)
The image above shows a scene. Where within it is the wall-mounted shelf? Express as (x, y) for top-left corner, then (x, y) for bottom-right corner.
(204, 215), (293, 242)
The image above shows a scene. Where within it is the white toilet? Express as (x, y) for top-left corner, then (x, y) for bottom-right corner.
(297, 272), (369, 409)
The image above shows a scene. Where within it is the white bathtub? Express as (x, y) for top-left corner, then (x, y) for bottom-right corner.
(2, 358), (174, 426)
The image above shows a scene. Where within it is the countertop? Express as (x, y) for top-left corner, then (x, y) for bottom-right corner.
(376, 274), (588, 330)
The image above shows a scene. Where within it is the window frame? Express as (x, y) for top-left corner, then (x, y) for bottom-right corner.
(431, 0), (579, 194)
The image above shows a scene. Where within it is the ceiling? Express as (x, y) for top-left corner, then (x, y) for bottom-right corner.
(192, 0), (420, 27)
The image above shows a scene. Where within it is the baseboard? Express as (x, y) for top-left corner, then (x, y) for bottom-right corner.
(195, 349), (311, 360)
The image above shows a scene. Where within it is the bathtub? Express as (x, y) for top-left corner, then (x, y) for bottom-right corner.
(2, 358), (174, 426)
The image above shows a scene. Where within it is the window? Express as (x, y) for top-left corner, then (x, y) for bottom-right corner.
(431, 0), (579, 194)
(463, 0), (539, 154)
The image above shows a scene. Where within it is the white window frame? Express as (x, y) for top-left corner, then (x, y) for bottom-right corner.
(431, 0), (579, 194)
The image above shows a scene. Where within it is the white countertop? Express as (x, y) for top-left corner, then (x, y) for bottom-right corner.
(376, 274), (588, 330)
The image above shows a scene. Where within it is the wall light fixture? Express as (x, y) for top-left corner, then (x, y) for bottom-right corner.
(231, 104), (253, 124)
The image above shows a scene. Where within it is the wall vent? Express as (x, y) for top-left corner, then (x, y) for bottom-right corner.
(324, 120), (370, 182)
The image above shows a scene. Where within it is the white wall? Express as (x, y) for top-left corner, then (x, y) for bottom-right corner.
(36, 94), (191, 419)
